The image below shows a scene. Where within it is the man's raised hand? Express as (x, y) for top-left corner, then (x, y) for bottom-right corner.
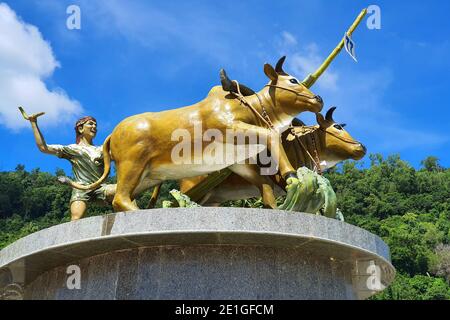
(18, 107), (45, 122)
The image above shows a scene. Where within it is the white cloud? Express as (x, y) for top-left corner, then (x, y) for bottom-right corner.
(281, 31), (297, 46)
(0, 3), (81, 130)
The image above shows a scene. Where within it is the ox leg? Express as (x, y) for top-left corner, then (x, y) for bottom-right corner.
(112, 160), (147, 212)
(228, 164), (277, 209)
(231, 122), (296, 179)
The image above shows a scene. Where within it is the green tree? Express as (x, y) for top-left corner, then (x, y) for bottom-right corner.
(431, 244), (450, 283)
(374, 273), (450, 300)
(421, 156), (443, 172)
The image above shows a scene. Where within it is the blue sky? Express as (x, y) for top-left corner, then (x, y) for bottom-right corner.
(0, 0), (449, 175)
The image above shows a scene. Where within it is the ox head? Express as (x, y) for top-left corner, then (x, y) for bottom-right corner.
(316, 107), (366, 161)
(264, 56), (324, 115)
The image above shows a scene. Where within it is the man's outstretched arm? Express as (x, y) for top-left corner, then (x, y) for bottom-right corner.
(19, 107), (57, 155)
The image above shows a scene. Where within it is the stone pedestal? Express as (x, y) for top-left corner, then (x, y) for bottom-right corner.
(0, 208), (395, 300)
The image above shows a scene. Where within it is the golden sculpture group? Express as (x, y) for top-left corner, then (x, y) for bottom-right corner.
(20, 9), (369, 221)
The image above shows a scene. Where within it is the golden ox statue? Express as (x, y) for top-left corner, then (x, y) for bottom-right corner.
(65, 57), (324, 212)
(178, 107), (366, 208)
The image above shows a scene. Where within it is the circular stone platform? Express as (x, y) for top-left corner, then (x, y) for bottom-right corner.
(0, 208), (395, 300)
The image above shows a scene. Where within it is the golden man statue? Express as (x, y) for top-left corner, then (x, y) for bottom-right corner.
(19, 108), (115, 220)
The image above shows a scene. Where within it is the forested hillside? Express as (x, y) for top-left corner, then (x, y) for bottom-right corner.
(0, 154), (449, 300)
(326, 155), (450, 300)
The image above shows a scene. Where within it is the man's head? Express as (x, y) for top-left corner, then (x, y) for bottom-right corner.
(75, 116), (97, 144)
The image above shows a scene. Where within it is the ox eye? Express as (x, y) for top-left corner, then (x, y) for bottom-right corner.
(333, 124), (343, 130)
(290, 78), (299, 84)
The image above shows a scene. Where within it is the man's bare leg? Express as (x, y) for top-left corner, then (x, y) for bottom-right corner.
(105, 184), (117, 203)
(71, 201), (87, 221)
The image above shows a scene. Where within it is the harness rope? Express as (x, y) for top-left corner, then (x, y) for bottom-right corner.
(231, 80), (325, 175)
(289, 124), (323, 175)
(318, 128), (361, 144)
(265, 83), (324, 174)
(265, 84), (318, 100)
(288, 126), (362, 176)
(231, 80), (274, 130)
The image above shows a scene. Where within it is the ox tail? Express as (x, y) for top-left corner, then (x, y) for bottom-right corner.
(58, 135), (112, 191)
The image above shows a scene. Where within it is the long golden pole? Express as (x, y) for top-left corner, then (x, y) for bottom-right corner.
(302, 8), (368, 88)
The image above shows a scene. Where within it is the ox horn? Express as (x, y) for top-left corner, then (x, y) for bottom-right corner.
(220, 68), (256, 96)
(275, 56), (288, 75)
(220, 69), (234, 92)
(325, 106), (337, 122)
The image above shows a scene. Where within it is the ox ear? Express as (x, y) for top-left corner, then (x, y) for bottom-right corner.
(275, 56), (288, 75)
(264, 63), (278, 82)
(316, 113), (330, 128)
